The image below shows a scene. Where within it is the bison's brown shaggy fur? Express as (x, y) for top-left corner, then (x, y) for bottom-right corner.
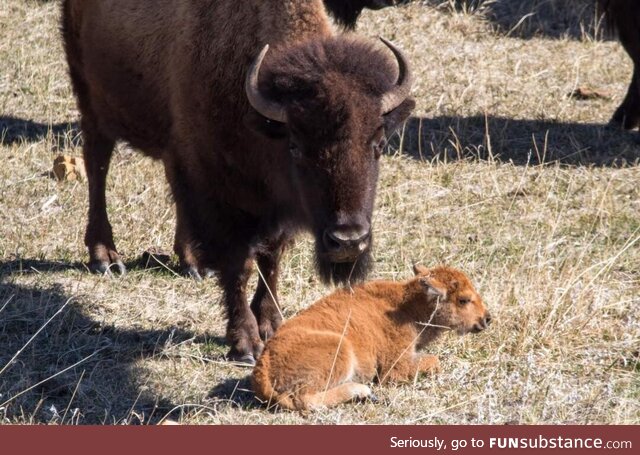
(599, 0), (640, 130)
(252, 265), (491, 411)
(61, 0), (414, 364)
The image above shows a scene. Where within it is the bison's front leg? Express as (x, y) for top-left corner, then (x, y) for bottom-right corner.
(82, 125), (125, 275)
(221, 258), (263, 365)
(250, 236), (289, 341)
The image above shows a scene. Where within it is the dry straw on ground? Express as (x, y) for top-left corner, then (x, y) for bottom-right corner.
(0, 0), (638, 424)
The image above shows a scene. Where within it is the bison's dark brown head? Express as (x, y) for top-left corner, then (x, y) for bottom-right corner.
(244, 37), (414, 285)
(324, 0), (409, 29)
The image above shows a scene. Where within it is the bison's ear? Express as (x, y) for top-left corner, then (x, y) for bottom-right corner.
(383, 98), (415, 138)
(413, 264), (429, 276)
(243, 111), (288, 139)
(419, 276), (447, 300)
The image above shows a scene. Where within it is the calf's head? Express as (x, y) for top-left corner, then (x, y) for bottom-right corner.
(413, 265), (491, 335)
(245, 37), (414, 285)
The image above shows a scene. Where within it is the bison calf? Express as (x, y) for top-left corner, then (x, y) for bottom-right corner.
(252, 265), (491, 410)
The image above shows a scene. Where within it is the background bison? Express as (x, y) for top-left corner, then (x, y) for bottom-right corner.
(324, 0), (407, 28)
(62, 0), (414, 364)
(598, 0), (640, 130)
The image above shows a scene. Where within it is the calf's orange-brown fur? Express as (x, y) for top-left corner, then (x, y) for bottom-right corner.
(252, 265), (491, 410)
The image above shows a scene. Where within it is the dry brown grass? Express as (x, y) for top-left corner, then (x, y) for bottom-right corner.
(1, 0), (639, 424)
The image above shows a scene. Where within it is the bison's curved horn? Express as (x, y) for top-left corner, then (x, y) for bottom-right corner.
(379, 38), (413, 115)
(245, 45), (288, 124)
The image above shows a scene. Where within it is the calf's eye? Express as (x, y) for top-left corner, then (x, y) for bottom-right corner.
(459, 298), (471, 306)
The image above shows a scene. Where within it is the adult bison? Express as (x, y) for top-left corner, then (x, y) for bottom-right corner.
(62, 0), (415, 364)
(599, 0), (640, 130)
(324, 0), (407, 29)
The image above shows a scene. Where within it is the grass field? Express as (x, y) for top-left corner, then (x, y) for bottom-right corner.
(1, 0), (639, 424)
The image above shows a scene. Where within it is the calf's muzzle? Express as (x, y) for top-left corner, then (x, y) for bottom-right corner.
(472, 312), (493, 333)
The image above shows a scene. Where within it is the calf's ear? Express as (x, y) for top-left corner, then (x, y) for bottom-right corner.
(243, 111), (288, 139)
(413, 264), (429, 276)
(383, 98), (415, 138)
(419, 276), (448, 300)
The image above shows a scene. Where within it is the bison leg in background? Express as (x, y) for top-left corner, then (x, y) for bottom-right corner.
(610, 66), (640, 130)
(608, 1), (640, 130)
(82, 126), (126, 275)
(174, 215), (202, 279)
(163, 155), (213, 280)
(250, 237), (289, 341)
(220, 257), (263, 365)
(173, 201), (214, 280)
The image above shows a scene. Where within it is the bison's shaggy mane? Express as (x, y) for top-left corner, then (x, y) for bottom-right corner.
(260, 37), (401, 105)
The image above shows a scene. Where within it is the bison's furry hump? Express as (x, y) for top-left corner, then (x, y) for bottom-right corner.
(260, 36), (401, 103)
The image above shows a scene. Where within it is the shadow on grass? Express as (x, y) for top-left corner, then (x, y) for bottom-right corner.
(0, 116), (79, 148)
(209, 376), (260, 410)
(391, 115), (640, 166)
(0, 259), (86, 276)
(418, 0), (611, 41)
(0, 279), (228, 424)
(0, 255), (186, 280)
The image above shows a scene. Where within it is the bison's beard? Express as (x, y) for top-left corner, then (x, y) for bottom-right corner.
(315, 240), (373, 286)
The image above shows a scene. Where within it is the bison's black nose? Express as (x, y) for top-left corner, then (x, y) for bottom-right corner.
(474, 313), (492, 332)
(472, 313), (493, 333)
(323, 225), (370, 262)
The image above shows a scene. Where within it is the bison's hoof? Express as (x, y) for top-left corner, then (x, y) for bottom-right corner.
(90, 260), (127, 276)
(258, 316), (282, 342)
(354, 391), (378, 405)
(226, 352), (256, 367)
(350, 384), (375, 403)
(258, 325), (276, 342)
(184, 266), (216, 281)
(185, 266), (203, 281)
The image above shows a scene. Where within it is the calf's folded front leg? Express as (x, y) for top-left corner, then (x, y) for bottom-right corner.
(378, 351), (440, 384)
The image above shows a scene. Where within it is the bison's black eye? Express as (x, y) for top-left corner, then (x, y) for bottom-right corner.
(459, 298), (471, 306)
(289, 143), (302, 159)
